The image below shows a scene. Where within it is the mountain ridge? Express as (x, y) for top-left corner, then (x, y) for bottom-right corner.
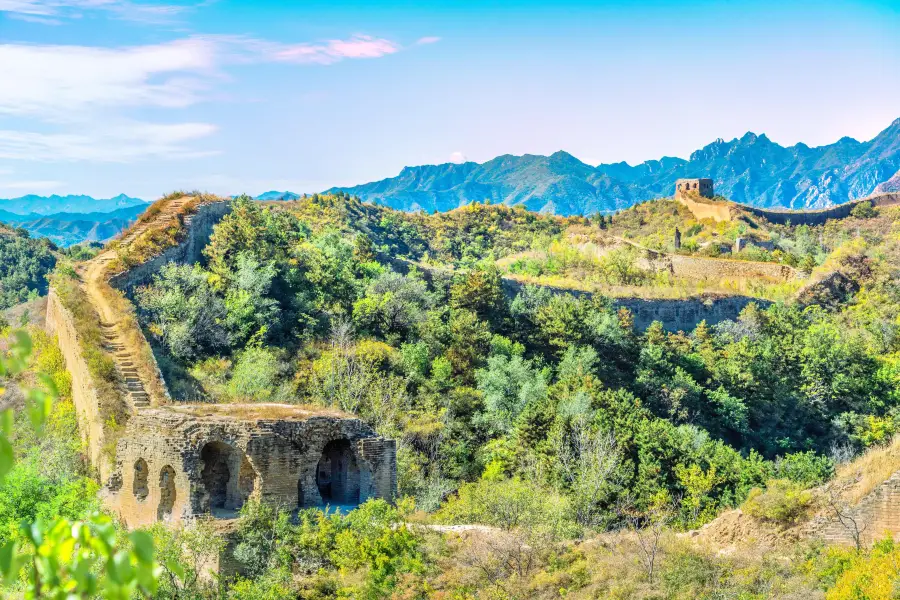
(0, 193), (147, 216)
(328, 118), (900, 215)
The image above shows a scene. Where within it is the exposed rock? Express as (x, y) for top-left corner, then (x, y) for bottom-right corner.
(875, 169), (900, 193)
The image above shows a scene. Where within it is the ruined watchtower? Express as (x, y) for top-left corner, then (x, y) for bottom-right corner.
(47, 195), (398, 537)
(675, 178), (714, 199)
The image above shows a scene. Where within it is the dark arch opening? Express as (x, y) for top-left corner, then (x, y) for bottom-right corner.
(200, 441), (257, 514)
(316, 439), (360, 506)
(158, 465), (176, 521)
(133, 458), (149, 502)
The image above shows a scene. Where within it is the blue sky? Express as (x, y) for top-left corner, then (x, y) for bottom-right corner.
(0, 0), (898, 199)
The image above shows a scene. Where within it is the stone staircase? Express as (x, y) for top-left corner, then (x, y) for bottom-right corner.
(100, 321), (150, 408)
(86, 197), (193, 411)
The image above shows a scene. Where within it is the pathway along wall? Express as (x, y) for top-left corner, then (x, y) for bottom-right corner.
(678, 192), (900, 226)
(109, 200), (233, 294)
(45, 288), (109, 473)
(45, 197), (400, 535)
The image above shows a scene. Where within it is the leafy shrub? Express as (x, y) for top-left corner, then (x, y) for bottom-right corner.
(742, 479), (814, 525)
(850, 201), (877, 219)
(437, 476), (578, 539)
(774, 451), (835, 487)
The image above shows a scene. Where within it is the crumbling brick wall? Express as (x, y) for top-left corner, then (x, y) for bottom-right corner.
(809, 472), (900, 547)
(45, 289), (111, 475)
(104, 406), (397, 529)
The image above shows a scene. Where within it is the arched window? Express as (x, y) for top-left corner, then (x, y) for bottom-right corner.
(316, 439), (361, 506)
(199, 441), (257, 515)
(133, 458), (149, 502)
(158, 465), (176, 521)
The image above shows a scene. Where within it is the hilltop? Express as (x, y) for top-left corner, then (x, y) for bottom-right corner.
(329, 117), (900, 214)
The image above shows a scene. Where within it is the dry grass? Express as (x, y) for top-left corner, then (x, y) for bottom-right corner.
(164, 402), (351, 421)
(109, 192), (226, 273)
(831, 436), (900, 504)
(503, 272), (801, 301)
(50, 270), (130, 429)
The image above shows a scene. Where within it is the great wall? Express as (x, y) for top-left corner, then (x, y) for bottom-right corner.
(41, 187), (900, 552)
(674, 177), (900, 225)
(45, 196), (398, 547)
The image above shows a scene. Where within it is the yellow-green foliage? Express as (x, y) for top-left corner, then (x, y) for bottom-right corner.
(284, 193), (578, 265)
(806, 538), (900, 600)
(436, 475), (578, 538)
(741, 479), (814, 525)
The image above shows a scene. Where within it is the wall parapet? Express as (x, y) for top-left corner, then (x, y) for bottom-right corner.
(45, 288), (110, 476)
(109, 200), (232, 295)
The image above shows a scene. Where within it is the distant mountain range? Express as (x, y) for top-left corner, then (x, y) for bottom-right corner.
(0, 192), (303, 246)
(0, 194), (149, 247)
(0, 204), (149, 247)
(328, 118), (900, 215)
(255, 191), (302, 201)
(0, 193), (147, 216)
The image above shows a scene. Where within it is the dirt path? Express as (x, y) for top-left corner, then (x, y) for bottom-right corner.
(83, 251), (151, 408)
(79, 197), (190, 410)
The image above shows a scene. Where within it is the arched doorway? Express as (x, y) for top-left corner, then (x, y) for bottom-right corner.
(133, 458), (149, 502)
(200, 441), (257, 514)
(316, 439), (360, 506)
(158, 465), (176, 521)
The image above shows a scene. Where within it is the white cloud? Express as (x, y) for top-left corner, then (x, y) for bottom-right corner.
(449, 151), (468, 164)
(0, 39), (218, 120)
(0, 33), (416, 163)
(0, 0), (194, 23)
(0, 179), (63, 191)
(0, 122), (218, 162)
(415, 36), (441, 45)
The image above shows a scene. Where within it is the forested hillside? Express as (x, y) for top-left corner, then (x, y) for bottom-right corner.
(0, 225), (57, 310)
(6, 191), (900, 598)
(133, 195), (900, 512)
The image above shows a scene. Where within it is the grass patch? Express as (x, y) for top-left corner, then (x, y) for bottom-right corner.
(49, 268), (129, 433)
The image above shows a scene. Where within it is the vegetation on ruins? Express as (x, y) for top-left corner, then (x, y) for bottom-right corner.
(9, 190), (900, 598)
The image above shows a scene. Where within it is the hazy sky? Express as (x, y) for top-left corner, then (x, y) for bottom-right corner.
(0, 0), (898, 199)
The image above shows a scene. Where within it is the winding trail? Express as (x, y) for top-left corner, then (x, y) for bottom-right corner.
(78, 197), (191, 410)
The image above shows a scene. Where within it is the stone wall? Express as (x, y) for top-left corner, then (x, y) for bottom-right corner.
(614, 295), (770, 331)
(501, 278), (767, 331)
(109, 201), (232, 294)
(45, 289), (109, 474)
(745, 192), (900, 226)
(666, 253), (795, 282)
(809, 472), (900, 546)
(104, 406), (397, 529)
(674, 194), (734, 222)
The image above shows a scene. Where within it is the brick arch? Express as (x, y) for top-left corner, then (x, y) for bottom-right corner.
(316, 439), (361, 506)
(199, 440), (257, 515)
(158, 465), (176, 521)
(133, 458), (149, 502)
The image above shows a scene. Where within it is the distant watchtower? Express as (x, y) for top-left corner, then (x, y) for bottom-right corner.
(675, 178), (714, 199)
